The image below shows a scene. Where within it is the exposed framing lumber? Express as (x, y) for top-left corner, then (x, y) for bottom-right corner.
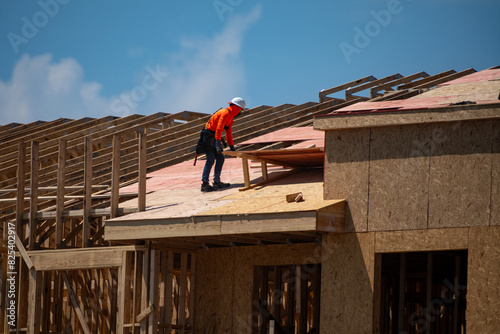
(16, 141), (26, 238)
(111, 135), (121, 218)
(62, 272), (91, 334)
(138, 131), (147, 212)
(29, 141), (39, 250)
(82, 136), (92, 247)
(56, 139), (66, 248)
(16, 232), (34, 270)
(27, 268), (42, 334)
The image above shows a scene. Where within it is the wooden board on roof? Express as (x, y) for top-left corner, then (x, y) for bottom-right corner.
(225, 147), (324, 168)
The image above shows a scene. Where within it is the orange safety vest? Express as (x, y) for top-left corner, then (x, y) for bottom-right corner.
(204, 105), (241, 146)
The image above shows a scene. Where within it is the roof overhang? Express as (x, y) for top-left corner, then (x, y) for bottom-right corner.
(105, 198), (345, 249)
(314, 102), (500, 131)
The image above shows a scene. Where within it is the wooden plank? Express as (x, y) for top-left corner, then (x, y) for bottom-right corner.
(139, 131), (147, 212)
(148, 250), (160, 333)
(242, 157), (250, 188)
(111, 135), (121, 218)
(56, 139), (66, 248)
(188, 253), (196, 332)
(29, 247), (131, 271)
(116, 251), (132, 333)
(137, 304), (155, 323)
(62, 272), (91, 334)
(140, 249), (149, 334)
(178, 253), (188, 334)
(15, 232), (34, 270)
(83, 136), (92, 248)
(164, 251), (174, 333)
(261, 162), (268, 182)
(299, 266), (308, 334)
(16, 141), (26, 239)
(27, 268), (42, 334)
(29, 141), (39, 250)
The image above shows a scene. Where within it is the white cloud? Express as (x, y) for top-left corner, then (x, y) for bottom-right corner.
(0, 54), (112, 124)
(143, 5), (262, 114)
(0, 6), (262, 124)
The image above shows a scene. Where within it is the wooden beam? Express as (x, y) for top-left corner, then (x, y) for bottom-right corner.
(178, 253), (188, 334)
(16, 232), (34, 270)
(136, 304), (155, 323)
(56, 139), (66, 248)
(138, 131), (147, 212)
(163, 251), (174, 333)
(28, 246), (138, 271)
(29, 141), (39, 250)
(16, 141), (26, 239)
(242, 157), (250, 188)
(62, 272), (91, 334)
(398, 253), (406, 333)
(140, 249), (150, 334)
(27, 268), (42, 334)
(261, 162), (268, 181)
(111, 135), (121, 218)
(188, 253), (196, 331)
(117, 251), (133, 333)
(149, 250), (160, 332)
(82, 136), (92, 248)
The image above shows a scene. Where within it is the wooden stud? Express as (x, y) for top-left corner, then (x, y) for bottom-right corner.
(398, 253), (406, 333)
(242, 157), (250, 188)
(111, 135), (121, 218)
(148, 250), (160, 333)
(179, 253), (188, 334)
(140, 249), (150, 334)
(27, 268), (42, 334)
(261, 162), (268, 182)
(164, 251), (174, 333)
(16, 141), (26, 240)
(15, 232), (34, 270)
(188, 253), (196, 331)
(62, 272), (91, 334)
(83, 136), (93, 248)
(373, 254), (382, 334)
(56, 139), (66, 248)
(138, 131), (147, 212)
(425, 253), (433, 334)
(273, 266), (282, 323)
(299, 266), (308, 334)
(29, 141), (39, 250)
(117, 251), (132, 334)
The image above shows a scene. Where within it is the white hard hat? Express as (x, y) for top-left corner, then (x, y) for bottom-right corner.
(229, 97), (246, 110)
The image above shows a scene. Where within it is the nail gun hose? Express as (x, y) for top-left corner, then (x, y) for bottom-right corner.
(193, 153), (197, 166)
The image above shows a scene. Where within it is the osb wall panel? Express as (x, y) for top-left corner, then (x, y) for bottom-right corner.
(195, 243), (320, 334)
(428, 120), (492, 229)
(320, 232), (375, 333)
(368, 125), (429, 231)
(374, 228), (469, 253)
(491, 121), (500, 226)
(466, 226), (500, 333)
(194, 247), (236, 333)
(324, 129), (370, 232)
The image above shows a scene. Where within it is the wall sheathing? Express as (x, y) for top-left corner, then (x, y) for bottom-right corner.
(321, 116), (500, 332)
(194, 243), (321, 334)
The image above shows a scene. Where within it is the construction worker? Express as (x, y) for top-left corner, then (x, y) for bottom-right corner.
(199, 97), (246, 192)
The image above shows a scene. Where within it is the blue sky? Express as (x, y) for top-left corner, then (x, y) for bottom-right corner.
(0, 0), (499, 124)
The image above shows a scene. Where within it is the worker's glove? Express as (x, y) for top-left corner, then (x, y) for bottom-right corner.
(215, 140), (223, 154)
(230, 145), (235, 151)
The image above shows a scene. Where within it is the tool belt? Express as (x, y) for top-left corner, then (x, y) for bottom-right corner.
(195, 129), (215, 154)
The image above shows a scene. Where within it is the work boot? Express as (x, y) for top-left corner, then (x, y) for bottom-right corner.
(213, 181), (230, 190)
(201, 181), (214, 192)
